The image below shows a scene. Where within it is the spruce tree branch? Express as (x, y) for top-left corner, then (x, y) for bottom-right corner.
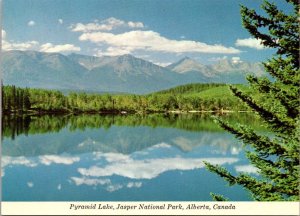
(240, 6), (278, 46)
(246, 151), (299, 196)
(240, 4), (299, 59)
(234, 174), (284, 201)
(210, 193), (229, 201)
(261, 1), (298, 38)
(205, 161), (285, 200)
(207, 0), (299, 201)
(247, 76), (299, 119)
(229, 86), (295, 134)
(262, 57), (300, 85)
(204, 162), (236, 185)
(215, 118), (289, 157)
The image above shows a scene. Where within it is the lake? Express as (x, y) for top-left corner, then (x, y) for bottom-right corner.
(2, 113), (260, 201)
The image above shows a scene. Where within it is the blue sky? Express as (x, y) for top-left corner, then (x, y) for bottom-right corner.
(2, 0), (291, 65)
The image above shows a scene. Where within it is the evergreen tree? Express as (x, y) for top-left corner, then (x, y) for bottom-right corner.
(23, 88), (31, 110)
(205, 0), (299, 201)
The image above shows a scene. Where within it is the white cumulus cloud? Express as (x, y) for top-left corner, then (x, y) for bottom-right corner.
(77, 156), (238, 180)
(149, 143), (171, 149)
(235, 38), (265, 50)
(70, 17), (144, 33)
(39, 43), (81, 53)
(71, 177), (111, 186)
(70, 176), (124, 192)
(128, 21), (144, 28)
(58, 19), (63, 24)
(79, 30), (240, 56)
(2, 41), (80, 53)
(71, 22), (113, 32)
(39, 155), (80, 165)
(127, 182), (142, 188)
(2, 40), (39, 51)
(235, 164), (259, 175)
(1, 31), (80, 53)
(93, 152), (131, 162)
(69, 176), (142, 192)
(2, 156), (38, 178)
(96, 46), (131, 56)
(106, 184), (123, 192)
(2, 156), (38, 168)
(28, 20), (36, 26)
(1, 154), (82, 179)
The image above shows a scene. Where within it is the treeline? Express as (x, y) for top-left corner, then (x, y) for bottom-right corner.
(2, 113), (264, 140)
(2, 84), (248, 114)
(2, 85), (31, 113)
(154, 83), (226, 95)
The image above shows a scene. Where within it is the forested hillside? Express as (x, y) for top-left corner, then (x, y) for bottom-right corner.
(2, 83), (250, 114)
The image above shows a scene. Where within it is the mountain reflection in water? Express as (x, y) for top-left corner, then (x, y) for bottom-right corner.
(2, 113), (259, 201)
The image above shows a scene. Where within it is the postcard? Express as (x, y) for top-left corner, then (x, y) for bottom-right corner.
(1, 0), (299, 215)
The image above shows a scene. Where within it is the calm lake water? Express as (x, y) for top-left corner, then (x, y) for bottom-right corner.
(2, 113), (260, 201)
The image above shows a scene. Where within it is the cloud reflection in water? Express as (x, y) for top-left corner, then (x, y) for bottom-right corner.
(69, 143), (239, 193)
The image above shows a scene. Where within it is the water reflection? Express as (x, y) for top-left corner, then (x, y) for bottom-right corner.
(76, 149), (238, 180)
(2, 113), (263, 157)
(69, 143), (239, 193)
(2, 113), (264, 139)
(2, 113), (257, 201)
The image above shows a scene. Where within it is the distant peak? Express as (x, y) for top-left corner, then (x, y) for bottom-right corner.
(117, 54), (146, 63)
(177, 57), (202, 66)
(177, 57), (195, 63)
(167, 56), (207, 74)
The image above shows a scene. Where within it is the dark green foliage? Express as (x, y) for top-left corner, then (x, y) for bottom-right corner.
(2, 112), (265, 141)
(2, 83), (249, 114)
(2, 85), (31, 113)
(209, 193), (229, 202)
(205, 0), (299, 201)
(153, 83), (226, 95)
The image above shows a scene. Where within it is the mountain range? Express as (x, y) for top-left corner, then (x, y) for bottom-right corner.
(2, 50), (266, 94)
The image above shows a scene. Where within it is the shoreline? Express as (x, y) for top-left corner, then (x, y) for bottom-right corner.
(2, 109), (251, 116)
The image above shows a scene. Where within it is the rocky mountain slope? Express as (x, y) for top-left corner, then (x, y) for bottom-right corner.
(2, 50), (266, 94)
